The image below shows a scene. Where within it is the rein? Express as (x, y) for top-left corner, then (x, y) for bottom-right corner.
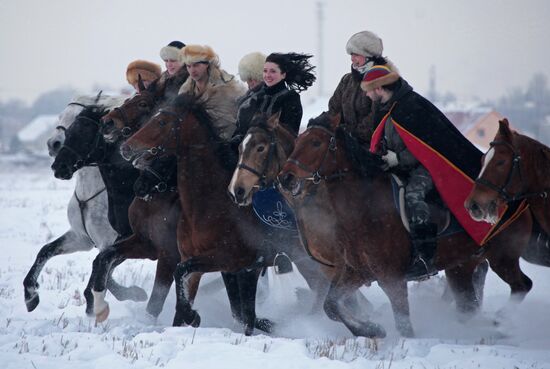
(286, 124), (351, 185)
(476, 140), (549, 202)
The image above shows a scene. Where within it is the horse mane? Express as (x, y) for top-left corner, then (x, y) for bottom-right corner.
(77, 104), (109, 122)
(307, 112), (385, 177)
(513, 131), (550, 173)
(72, 93), (126, 111)
(171, 93), (238, 171)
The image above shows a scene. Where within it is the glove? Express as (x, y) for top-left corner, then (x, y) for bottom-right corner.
(381, 150), (398, 171)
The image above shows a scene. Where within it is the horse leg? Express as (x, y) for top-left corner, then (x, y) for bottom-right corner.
(324, 266), (387, 338)
(90, 234), (158, 322)
(24, 231), (92, 312)
(236, 269), (274, 335)
(292, 259), (331, 314)
(145, 255), (178, 318)
(173, 262), (201, 328)
(377, 277), (413, 337)
(444, 261), (483, 317)
(487, 254), (532, 309)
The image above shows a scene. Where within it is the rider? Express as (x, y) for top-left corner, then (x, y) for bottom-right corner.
(126, 59), (162, 92)
(154, 40), (190, 101)
(232, 52), (316, 142)
(328, 30), (385, 146)
(362, 64), (483, 280)
(178, 44), (247, 140)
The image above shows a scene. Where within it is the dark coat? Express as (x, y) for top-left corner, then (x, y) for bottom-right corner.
(328, 68), (377, 144)
(234, 80), (302, 138)
(370, 78), (492, 244)
(153, 67), (189, 104)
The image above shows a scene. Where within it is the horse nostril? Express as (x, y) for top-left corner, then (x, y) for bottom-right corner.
(52, 141), (61, 150)
(470, 202), (480, 213)
(236, 187), (245, 198)
(120, 145), (132, 161)
(280, 172), (294, 189)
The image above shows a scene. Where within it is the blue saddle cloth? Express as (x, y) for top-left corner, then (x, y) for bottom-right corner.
(252, 185), (298, 231)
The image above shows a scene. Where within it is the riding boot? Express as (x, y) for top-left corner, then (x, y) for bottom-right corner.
(405, 223), (438, 281)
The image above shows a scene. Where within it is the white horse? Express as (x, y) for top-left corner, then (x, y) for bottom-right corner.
(23, 93), (147, 314)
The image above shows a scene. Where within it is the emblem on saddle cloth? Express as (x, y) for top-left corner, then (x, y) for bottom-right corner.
(252, 185), (297, 231)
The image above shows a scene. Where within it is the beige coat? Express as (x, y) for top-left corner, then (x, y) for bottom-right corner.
(179, 67), (246, 141)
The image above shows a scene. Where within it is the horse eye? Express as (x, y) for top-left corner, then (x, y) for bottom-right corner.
(159, 120), (166, 127)
(312, 140), (321, 147)
(496, 160), (506, 166)
(138, 102), (148, 108)
(257, 145), (265, 153)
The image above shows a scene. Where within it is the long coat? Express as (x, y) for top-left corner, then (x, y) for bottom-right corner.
(328, 68), (377, 144)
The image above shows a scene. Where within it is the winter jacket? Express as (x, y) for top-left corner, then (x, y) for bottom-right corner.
(234, 80), (303, 138)
(154, 68), (189, 105)
(328, 67), (377, 144)
(178, 66), (247, 141)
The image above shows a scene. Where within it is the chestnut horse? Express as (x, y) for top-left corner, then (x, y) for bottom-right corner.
(277, 113), (533, 338)
(465, 118), (550, 265)
(120, 94), (333, 335)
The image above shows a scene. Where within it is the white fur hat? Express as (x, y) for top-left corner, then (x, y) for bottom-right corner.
(345, 30), (383, 58)
(160, 41), (185, 62)
(238, 52), (266, 82)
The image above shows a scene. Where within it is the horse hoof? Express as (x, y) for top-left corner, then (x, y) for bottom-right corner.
(189, 311), (201, 328)
(25, 293), (40, 312)
(362, 322), (386, 338)
(255, 318), (275, 333)
(128, 286), (148, 302)
(244, 325), (254, 336)
(95, 304), (110, 323)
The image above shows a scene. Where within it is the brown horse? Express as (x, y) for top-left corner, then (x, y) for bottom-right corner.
(119, 94), (296, 335)
(227, 113), (376, 314)
(465, 118), (550, 265)
(277, 113), (533, 338)
(101, 78), (160, 143)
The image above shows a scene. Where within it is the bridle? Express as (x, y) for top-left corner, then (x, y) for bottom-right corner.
(142, 109), (183, 158)
(110, 92), (155, 138)
(475, 140), (548, 202)
(285, 124), (350, 186)
(237, 126), (279, 190)
(60, 115), (107, 171)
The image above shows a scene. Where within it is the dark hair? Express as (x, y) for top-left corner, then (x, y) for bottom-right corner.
(168, 41), (186, 49)
(265, 52), (316, 92)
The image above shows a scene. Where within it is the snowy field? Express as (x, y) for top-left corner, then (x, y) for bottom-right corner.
(1, 157), (550, 369)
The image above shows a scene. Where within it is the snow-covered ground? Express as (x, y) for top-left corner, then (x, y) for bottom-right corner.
(1, 158), (550, 369)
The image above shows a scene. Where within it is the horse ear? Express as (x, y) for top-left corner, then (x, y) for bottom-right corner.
(137, 74), (146, 92)
(328, 113), (341, 130)
(266, 111), (281, 131)
(498, 118), (513, 141)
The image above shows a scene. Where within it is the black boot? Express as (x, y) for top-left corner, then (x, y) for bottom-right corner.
(405, 223), (438, 281)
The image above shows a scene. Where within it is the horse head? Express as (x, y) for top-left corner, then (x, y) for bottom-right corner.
(120, 93), (200, 169)
(101, 80), (158, 143)
(51, 106), (108, 180)
(278, 112), (346, 199)
(465, 119), (521, 223)
(228, 112), (296, 206)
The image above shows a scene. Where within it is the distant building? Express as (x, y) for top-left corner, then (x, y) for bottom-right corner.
(15, 114), (58, 156)
(442, 106), (520, 150)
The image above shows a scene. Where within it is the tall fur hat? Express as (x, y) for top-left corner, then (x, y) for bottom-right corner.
(238, 52), (266, 82)
(160, 40), (186, 61)
(179, 44), (220, 67)
(346, 30), (383, 58)
(360, 64), (400, 92)
(126, 59), (162, 85)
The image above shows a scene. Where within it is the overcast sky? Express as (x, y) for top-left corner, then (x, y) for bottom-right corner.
(1, 0), (549, 105)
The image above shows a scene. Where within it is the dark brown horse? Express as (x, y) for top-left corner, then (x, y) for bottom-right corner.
(119, 94), (288, 335)
(277, 113), (533, 338)
(465, 118), (550, 265)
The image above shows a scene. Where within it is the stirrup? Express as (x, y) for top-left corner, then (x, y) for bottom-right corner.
(405, 256), (438, 281)
(273, 252), (293, 274)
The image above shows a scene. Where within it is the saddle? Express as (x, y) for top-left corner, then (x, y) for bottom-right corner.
(390, 174), (463, 238)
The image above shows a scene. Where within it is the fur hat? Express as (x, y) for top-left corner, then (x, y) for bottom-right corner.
(160, 40), (186, 61)
(346, 30), (383, 58)
(179, 44), (220, 67)
(360, 64), (400, 92)
(126, 60), (162, 85)
(238, 52), (266, 82)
